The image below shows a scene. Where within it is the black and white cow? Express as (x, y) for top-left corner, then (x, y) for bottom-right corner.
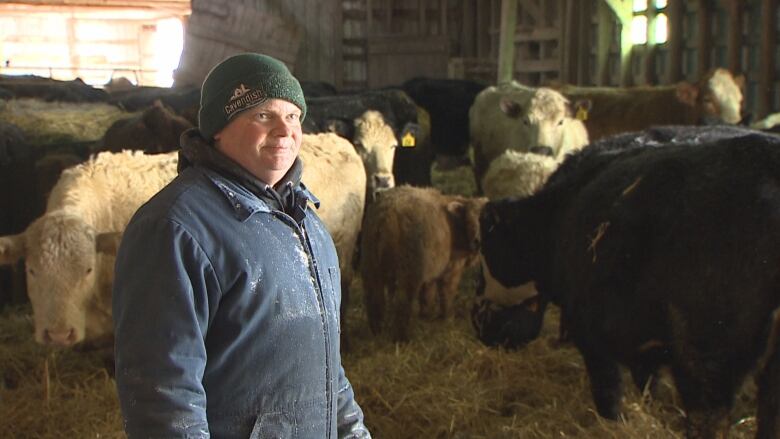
(479, 125), (780, 438)
(303, 88), (434, 187)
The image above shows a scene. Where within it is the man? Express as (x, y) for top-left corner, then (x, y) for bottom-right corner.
(112, 53), (371, 439)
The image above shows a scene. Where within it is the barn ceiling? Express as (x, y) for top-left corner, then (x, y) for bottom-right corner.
(0, 0), (190, 12)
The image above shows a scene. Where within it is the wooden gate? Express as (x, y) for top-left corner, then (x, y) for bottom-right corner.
(364, 0), (450, 88)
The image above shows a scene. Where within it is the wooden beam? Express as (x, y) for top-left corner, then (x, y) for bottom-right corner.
(603, 0), (631, 23)
(497, 0), (518, 84)
(596, 0), (613, 85)
(759, 0), (777, 118)
(576, 0), (592, 84)
(462, 0), (476, 57)
(697, 0), (711, 78)
(726, 0), (745, 74)
(667, 0), (683, 82)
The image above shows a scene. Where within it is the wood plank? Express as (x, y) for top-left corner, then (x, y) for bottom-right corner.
(759, 0), (777, 118)
(515, 26), (559, 41)
(497, 0), (518, 83)
(514, 58), (559, 72)
(696, 0), (711, 78)
(596, 0), (613, 85)
(726, 0), (745, 73)
(667, 0), (683, 82)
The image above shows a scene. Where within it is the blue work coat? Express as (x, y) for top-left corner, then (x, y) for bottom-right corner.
(113, 165), (369, 438)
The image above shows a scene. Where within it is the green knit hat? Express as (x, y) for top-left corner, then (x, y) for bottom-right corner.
(198, 53), (307, 139)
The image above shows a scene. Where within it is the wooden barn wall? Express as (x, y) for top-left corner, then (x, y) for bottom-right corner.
(176, 0), (341, 87)
(560, 0), (779, 120)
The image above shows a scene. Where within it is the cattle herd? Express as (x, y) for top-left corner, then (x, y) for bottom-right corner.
(4, 68), (780, 438)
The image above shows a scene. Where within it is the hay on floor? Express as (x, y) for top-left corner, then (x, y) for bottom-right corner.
(0, 98), (132, 146)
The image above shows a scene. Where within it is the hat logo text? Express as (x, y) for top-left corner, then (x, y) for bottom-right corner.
(224, 84), (267, 118)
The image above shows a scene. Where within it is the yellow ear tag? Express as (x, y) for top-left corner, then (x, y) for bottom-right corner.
(576, 106), (589, 121)
(402, 131), (416, 147)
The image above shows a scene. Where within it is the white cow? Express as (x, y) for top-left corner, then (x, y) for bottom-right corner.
(469, 81), (589, 191)
(351, 110), (397, 199)
(0, 150), (179, 346)
(0, 135), (367, 349)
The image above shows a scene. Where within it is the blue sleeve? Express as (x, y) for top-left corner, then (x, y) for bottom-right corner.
(336, 365), (372, 439)
(113, 216), (221, 438)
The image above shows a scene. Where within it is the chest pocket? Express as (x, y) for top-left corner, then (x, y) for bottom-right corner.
(250, 412), (296, 439)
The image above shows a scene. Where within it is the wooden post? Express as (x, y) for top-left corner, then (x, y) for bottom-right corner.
(667, 0), (684, 82)
(759, 0), (777, 118)
(644, 3), (657, 84)
(696, 0), (711, 78)
(726, 0), (744, 74)
(604, 0), (633, 86)
(462, 0), (476, 57)
(440, 0), (447, 35)
(596, 1), (614, 85)
(497, 0), (518, 84)
(576, 0), (593, 84)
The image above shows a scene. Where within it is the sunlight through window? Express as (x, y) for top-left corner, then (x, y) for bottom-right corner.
(631, 15), (648, 44)
(654, 13), (668, 43)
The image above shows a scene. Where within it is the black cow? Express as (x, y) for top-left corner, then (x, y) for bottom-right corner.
(480, 126), (780, 438)
(100, 100), (193, 154)
(107, 85), (201, 125)
(0, 75), (108, 102)
(400, 77), (487, 166)
(303, 88), (434, 187)
(300, 80), (339, 98)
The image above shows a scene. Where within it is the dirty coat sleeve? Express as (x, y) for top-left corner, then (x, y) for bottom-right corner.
(113, 217), (219, 438)
(336, 363), (372, 438)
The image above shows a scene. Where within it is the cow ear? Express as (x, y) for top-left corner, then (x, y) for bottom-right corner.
(0, 233), (26, 265)
(499, 98), (524, 119)
(446, 200), (465, 218)
(96, 232), (123, 255)
(676, 82), (699, 107)
(326, 118), (353, 140)
(733, 73), (746, 89)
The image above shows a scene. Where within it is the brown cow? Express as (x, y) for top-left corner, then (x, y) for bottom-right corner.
(557, 67), (744, 141)
(100, 100), (192, 154)
(360, 185), (486, 342)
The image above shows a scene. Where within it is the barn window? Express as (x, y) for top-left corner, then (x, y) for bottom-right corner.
(0, 3), (189, 87)
(631, 0), (668, 45)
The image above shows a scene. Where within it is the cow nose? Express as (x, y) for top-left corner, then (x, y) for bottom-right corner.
(529, 145), (554, 156)
(373, 174), (395, 190)
(44, 328), (77, 347)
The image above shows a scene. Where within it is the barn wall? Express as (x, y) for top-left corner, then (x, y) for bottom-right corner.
(560, 0), (779, 120)
(174, 0), (341, 88)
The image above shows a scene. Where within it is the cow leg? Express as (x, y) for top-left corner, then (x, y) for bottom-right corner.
(756, 310), (780, 439)
(391, 279), (416, 343)
(437, 261), (466, 319)
(363, 276), (386, 335)
(579, 347), (623, 420)
(418, 281), (437, 320)
(670, 363), (734, 439)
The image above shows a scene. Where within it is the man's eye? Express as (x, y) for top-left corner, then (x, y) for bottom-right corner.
(288, 113), (301, 121)
(254, 113), (270, 120)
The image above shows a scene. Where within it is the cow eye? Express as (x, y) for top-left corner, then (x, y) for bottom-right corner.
(523, 118), (530, 126)
(28, 267), (35, 276)
(85, 267), (93, 275)
(558, 119), (564, 126)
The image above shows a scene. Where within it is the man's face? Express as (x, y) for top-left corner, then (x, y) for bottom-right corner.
(214, 98), (303, 186)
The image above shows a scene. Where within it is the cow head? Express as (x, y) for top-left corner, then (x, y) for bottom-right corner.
(446, 196), (488, 262)
(352, 110), (397, 200)
(499, 88), (572, 157)
(0, 212), (121, 347)
(677, 68), (744, 125)
(479, 198), (538, 288)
